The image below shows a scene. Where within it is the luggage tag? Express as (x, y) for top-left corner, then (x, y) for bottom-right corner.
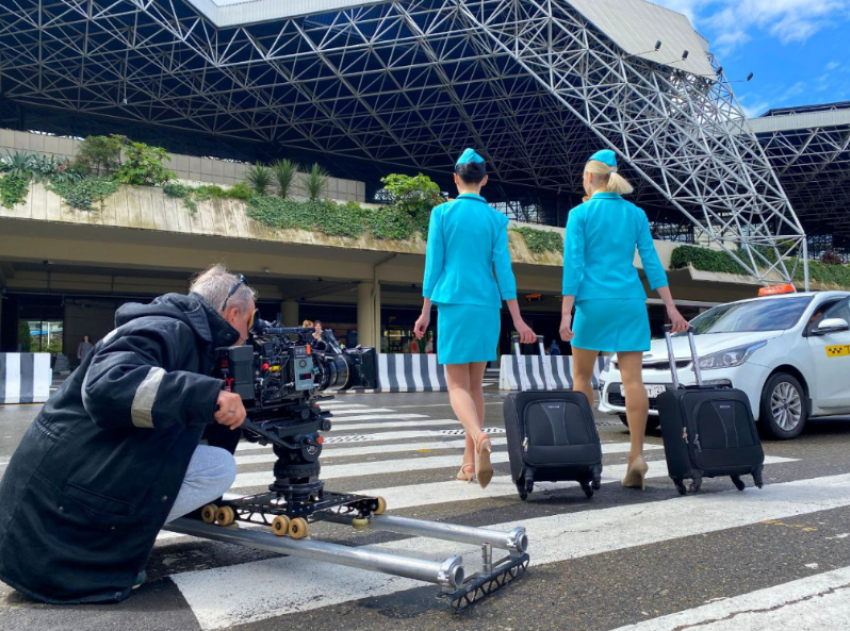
(522, 437), (529, 452)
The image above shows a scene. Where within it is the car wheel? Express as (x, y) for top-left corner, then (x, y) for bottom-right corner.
(619, 414), (660, 433)
(760, 373), (807, 440)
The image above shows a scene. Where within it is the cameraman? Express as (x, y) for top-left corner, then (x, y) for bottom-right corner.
(0, 265), (256, 604)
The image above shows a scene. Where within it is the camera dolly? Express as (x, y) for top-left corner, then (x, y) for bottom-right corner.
(165, 419), (530, 611)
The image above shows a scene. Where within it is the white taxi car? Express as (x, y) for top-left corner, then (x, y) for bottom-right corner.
(598, 289), (850, 439)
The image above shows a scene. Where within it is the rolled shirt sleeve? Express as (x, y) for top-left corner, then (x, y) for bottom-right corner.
(562, 207), (586, 296)
(422, 207), (445, 299)
(636, 210), (668, 290)
(492, 215), (517, 301)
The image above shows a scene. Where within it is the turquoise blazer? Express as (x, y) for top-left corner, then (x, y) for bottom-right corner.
(422, 193), (518, 307)
(562, 192), (668, 300)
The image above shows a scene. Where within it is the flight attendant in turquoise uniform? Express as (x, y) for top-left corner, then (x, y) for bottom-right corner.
(415, 149), (536, 489)
(560, 150), (689, 490)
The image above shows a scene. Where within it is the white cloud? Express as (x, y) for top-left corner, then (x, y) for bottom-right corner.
(826, 61), (841, 71)
(653, 0), (850, 52)
(739, 98), (771, 117)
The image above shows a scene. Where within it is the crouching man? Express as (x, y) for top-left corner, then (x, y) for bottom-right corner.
(0, 265), (257, 603)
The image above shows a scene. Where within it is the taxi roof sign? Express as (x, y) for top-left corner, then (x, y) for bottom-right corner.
(758, 284), (796, 297)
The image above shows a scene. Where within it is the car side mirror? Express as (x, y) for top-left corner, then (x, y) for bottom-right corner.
(814, 318), (850, 336)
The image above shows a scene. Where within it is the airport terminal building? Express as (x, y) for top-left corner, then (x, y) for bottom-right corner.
(0, 0), (848, 362)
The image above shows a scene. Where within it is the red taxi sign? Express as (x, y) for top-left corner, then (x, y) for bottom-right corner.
(758, 284), (796, 297)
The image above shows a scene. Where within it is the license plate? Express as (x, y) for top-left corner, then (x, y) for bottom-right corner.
(621, 384), (667, 398)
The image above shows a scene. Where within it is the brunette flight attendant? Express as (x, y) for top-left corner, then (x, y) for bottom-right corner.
(560, 150), (689, 490)
(414, 149), (536, 488)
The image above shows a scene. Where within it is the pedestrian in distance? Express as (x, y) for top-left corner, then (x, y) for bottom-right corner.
(415, 148), (536, 488)
(0, 265), (256, 604)
(549, 339), (561, 356)
(76, 334), (94, 363)
(560, 150), (689, 490)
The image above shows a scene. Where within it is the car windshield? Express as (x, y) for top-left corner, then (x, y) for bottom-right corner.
(686, 297), (813, 335)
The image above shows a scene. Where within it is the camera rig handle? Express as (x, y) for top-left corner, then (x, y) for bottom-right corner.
(241, 418), (287, 449)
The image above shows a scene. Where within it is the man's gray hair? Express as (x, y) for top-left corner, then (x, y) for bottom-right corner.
(190, 265), (257, 314)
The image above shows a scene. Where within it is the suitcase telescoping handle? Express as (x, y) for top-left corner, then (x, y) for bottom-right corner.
(511, 334), (553, 392)
(663, 325), (703, 389)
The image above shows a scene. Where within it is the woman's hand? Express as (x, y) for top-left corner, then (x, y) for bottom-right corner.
(667, 306), (690, 333)
(559, 314), (575, 342)
(414, 313), (430, 339)
(514, 318), (536, 344)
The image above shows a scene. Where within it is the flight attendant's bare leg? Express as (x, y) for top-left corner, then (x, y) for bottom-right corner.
(446, 362), (492, 488)
(570, 347), (599, 409)
(616, 351), (649, 489)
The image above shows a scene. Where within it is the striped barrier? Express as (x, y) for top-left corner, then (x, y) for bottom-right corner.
(377, 353), (448, 392)
(0, 353), (52, 404)
(499, 355), (606, 391)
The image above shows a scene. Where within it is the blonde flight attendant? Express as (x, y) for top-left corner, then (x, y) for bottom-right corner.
(415, 149), (536, 488)
(560, 150), (689, 490)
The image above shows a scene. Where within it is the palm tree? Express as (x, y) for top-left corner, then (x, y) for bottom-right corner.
(245, 162), (273, 195)
(272, 159), (299, 199)
(301, 163), (329, 201)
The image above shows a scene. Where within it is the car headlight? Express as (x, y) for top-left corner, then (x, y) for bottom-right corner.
(698, 341), (767, 370)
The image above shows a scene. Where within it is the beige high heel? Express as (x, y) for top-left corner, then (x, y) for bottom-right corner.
(456, 463), (475, 483)
(474, 432), (494, 489)
(622, 455), (648, 490)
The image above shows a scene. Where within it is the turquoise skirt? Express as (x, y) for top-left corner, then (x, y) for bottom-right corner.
(437, 304), (501, 364)
(572, 299), (650, 353)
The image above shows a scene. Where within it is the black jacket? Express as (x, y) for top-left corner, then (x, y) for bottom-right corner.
(0, 293), (239, 604)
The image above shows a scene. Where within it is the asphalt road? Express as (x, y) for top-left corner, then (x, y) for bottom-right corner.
(2, 386), (850, 631)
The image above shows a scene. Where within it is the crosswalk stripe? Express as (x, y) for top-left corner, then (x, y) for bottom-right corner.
(313, 419), (459, 431)
(326, 413), (428, 423)
(233, 440), (663, 466)
(320, 407), (397, 415)
(609, 565), (850, 631)
(171, 468), (836, 630)
(358, 456), (796, 510)
(235, 427), (523, 452)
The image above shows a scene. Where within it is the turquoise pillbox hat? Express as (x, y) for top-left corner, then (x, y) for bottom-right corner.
(587, 150), (617, 168)
(456, 148), (485, 166)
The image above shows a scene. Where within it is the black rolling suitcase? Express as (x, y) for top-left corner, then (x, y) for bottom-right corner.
(503, 335), (603, 500)
(657, 326), (765, 495)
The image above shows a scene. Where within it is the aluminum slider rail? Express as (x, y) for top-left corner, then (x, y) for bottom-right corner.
(166, 518), (465, 589)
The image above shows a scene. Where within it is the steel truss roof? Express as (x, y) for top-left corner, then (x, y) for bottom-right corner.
(0, 0), (808, 283)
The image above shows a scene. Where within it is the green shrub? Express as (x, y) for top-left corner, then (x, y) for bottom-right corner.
(0, 175), (29, 208)
(246, 163), (273, 195)
(76, 135), (123, 175)
(378, 173), (444, 216)
(670, 245), (749, 275)
(226, 182), (254, 201)
(301, 163), (329, 201)
(163, 181), (197, 214)
(363, 205), (418, 241)
(511, 226), (563, 254)
(194, 185), (229, 201)
(272, 159), (299, 199)
(50, 176), (119, 210)
(114, 140), (174, 186)
(17, 321), (32, 352)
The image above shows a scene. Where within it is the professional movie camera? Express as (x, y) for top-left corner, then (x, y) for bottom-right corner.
(207, 316), (381, 538)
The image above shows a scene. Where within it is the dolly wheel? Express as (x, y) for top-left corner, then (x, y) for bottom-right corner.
(352, 518), (369, 531)
(201, 504), (218, 524)
(373, 497), (387, 516)
(272, 515), (291, 537)
(289, 517), (309, 539)
(216, 506), (236, 527)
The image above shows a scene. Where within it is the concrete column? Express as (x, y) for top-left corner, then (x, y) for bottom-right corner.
(281, 300), (299, 327)
(357, 281), (381, 350)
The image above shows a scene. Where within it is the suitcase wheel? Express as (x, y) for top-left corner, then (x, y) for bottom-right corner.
(516, 480), (532, 501)
(731, 475), (746, 492)
(674, 481), (688, 496)
(580, 481), (594, 499)
(753, 466), (765, 489)
(689, 480), (702, 493)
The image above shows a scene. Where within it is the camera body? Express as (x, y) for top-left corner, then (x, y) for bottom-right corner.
(214, 319), (377, 494)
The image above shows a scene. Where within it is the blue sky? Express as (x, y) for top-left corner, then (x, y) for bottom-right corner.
(655, 0), (850, 117)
